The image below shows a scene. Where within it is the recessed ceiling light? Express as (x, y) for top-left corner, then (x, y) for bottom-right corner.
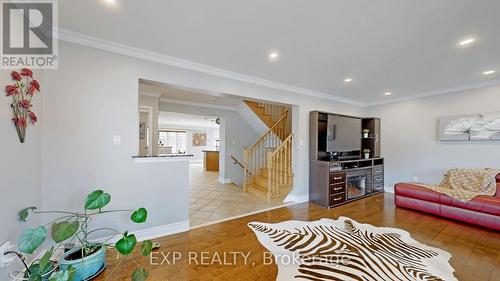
(458, 37), (475, 46)
(483, 70), (496, 75)
(106, 0), (115, 2)
(384, 92), (392, 96)
(267, 50), (280, 62)
(344, 78), (353, 83)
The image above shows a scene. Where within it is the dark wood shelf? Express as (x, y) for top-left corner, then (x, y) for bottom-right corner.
(309, 111), (383, 209)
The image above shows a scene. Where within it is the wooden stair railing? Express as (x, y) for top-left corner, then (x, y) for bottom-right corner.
(230, 155), (244, 169)
(266, 134), (293, 201)
(258, 102), (286, 123)
(243, 109), (293, 203)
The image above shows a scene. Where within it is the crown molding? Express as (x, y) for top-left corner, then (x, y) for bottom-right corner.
(139, 91), (162, 98)
(159, 97), (237, 111)
(56, 28), (365, 107)
(56, 28), (500, 109)
(365, 78), (500, 107)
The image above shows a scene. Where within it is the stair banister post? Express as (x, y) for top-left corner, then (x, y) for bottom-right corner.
(243, 148), (249, 192)
(266, 149), (273, 204)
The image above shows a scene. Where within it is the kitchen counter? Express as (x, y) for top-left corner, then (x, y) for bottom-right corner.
(132, 154), (193, 163)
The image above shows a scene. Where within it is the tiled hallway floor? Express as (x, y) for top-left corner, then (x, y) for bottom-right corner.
(189, 163), (284, 226)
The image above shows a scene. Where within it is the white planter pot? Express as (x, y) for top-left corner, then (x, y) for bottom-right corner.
(363, 133), (369, 138)
(364, 153), (370, 159)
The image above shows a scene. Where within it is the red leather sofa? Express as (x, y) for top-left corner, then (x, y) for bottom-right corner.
(394, 175), (500, 231)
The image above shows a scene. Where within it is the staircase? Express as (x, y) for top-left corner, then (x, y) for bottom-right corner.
(243, 101), (293, 203)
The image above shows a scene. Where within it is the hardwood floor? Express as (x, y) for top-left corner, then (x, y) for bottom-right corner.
(95, 193), (500, 281)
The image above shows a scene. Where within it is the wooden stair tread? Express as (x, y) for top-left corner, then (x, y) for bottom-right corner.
(247, 184), (293, 204)
(250, 176), (293, 195)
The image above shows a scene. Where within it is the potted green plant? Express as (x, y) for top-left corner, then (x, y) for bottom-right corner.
(363, 149), (371, 159)
(16, 190), (155, 281)
(362, 129), (370, 138)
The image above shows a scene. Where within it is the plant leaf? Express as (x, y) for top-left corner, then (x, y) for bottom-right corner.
(51, 221), (79, 243)
(38, 247), (54, 274)
(84, 190), (111, 210)
(152, 242), (161, 250)
(48, 267), (74, 281)
(140, 240), (153, 256)
(26, 264), (42, 281)
(115, 233), (137, 256)
(132, 268), (148, 281)
(19, 207), (37, 222)
(28, 273), (42, 281)
(18, 227), (47, 254)
(131, 208), (148, 223)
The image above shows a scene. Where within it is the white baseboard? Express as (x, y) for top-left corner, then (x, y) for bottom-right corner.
(284, 194), (309, 203)
(218, 177), (231, 184)
(190, 203), (296, 230)
(384, 185), (394, 193)
(132, 220), (190, 241)
(94, 220), (190, 244)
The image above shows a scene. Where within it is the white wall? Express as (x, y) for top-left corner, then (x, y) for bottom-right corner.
(186, 129), (218, 161)
(236, 103), (269, 135)
(0, 70), (43, 243)
(0, 70), (44, 279)
(159, 102), (259, 185)
(158, 127), (219, 161)
(366, 84), (500, 190)
(138, 95), (159, 156)
(41, 43), (190, 234)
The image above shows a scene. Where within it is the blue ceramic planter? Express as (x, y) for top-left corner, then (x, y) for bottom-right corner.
(59, 246), (106, 281)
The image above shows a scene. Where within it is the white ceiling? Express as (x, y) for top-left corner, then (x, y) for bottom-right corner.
(139, 80), (245, 107)
(159, 112), (219, 129)
(60, 0), (500, 104)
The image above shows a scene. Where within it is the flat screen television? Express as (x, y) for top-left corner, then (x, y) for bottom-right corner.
(326, 114), (361, 153)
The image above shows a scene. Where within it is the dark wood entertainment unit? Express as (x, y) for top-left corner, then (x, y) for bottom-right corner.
(309, 111), (384, 208)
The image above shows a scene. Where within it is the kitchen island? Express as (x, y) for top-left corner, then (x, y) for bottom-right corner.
(202, 150), (219, 171)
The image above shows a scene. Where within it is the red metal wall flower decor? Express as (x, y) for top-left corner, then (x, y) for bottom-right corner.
(4, 68), (40, 143)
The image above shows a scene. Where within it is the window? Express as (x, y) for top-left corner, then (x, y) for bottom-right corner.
(159, 130), (186, 154)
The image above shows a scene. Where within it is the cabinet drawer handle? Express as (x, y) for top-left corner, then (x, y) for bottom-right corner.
(333, 196), (342, 201)
(333, 177), (342, 180)
(375, 177), (382, 181)
(333, 187), (343, 191)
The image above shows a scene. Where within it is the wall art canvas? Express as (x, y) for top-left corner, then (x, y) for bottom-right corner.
(438, 112), (500, 141)
(192, 133), (207, 146)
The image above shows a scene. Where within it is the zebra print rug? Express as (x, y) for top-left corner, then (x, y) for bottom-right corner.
(248, 217), (457, 281)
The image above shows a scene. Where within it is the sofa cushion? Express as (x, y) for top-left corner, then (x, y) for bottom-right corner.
(395, 196), (441, 216)
(394, 183), (440, 203)
(495, 174), (500, 198)
(440, 205), (500, 231)
(440, 195), (500, 216)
